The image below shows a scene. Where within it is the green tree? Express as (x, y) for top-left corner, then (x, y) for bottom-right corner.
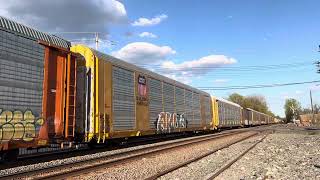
(244, 95), (268, 114)
(228, 93), (273, 115)
(284, 98), (301, 123)
(228, 93), (245, 107)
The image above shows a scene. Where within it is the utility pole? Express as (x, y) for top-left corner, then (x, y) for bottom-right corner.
(290, 105), (296, 121)
(95, 32), (99, 50)
(310, 90), (314, 123)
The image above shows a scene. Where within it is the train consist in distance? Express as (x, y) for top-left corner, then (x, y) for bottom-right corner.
(0, 16), (276, 160)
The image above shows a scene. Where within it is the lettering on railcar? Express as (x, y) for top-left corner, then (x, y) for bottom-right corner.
(0, 109), (45, 142)
(137, 74), (149, 105)
(156, 112), (187, 133)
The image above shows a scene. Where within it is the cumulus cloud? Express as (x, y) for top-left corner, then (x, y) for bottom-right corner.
(161, 55), (237, 74)
(132, 14), (168, 26)
(111, 42), (176, 64)
(111, 42), (236, 85)
(0, 0), (127, 33)
(158, 55), (236, 84)
(165, 74), (193, 85)
(139, 32), (158, 38)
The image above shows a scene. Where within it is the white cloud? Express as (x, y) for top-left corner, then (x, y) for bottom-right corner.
(139, 32), (158, 38)
(158, 55), (236, 84)
(111, 42), (236, 85)
(214, 79), (230, 83)
(0, 0), (127, 33)
(132, 14), (168, 26)
(165, 74), (192, 85)
(111, 42), (176, 64)
(161, 55), (237, 74)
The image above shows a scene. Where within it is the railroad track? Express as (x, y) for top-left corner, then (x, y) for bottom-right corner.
(146, 131), (270, 180)
(206, 134), (269, 180)
(0, 132), (195, 170)
(0, 129), (259, 180)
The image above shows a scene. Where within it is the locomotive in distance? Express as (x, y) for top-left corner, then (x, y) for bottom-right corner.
(0, 16), (277, 160)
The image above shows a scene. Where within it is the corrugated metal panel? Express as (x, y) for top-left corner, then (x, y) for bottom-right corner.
(185, 90), (193, 126)
(112, 66), (135, 131)
(191, 92), (201, 127)
(0, 30), (44, 116)
(148, 78), (163, 129)
(204, 96), (211, 125)
(163, 83), (175, 113)
(0, 16), (70, 48)
(175, 86), (185, 115)
(218, 100), (241, 126)
(218, 101), (227, 125)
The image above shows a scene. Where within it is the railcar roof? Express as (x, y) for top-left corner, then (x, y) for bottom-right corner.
(89, 47), (209, 95)
(0, 16), (70, 48)
(214, 97), (242, 108)
(247, 108), (270, 116)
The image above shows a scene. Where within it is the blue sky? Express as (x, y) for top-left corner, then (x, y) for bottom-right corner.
(103, 0), (320, 116)
(1, 0), (320, 117)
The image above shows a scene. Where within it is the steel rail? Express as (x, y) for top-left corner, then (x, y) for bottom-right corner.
(0, 130), (254, 180)
(206, 133), (269, 180)
(145, 131), (264, 180)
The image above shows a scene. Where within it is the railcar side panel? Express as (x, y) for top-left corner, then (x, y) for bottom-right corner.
(185, 90), (193, 127)
(203, 96), (212, 127)
(135, 72), (149, 133)
(0, 30), (47, 150)
(191, 93), (201, 127)
(216, 99), (242, 128)
(175, 86), (185, 118)
(148, 78), (163, 129)
(112, 66), (135, 131)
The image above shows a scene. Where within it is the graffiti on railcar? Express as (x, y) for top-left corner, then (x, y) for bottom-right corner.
(156, 112), (187, 133)
(136, 74), (149, 106)
(0, 109), (45, 142)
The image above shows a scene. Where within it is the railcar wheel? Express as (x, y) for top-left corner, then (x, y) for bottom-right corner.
(2, 149), (19, 162)
(88, 137), (97, 148)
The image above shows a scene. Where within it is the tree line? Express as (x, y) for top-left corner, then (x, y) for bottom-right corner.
(227, 93), (275, 117)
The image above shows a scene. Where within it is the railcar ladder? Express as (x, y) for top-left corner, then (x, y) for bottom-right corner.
(65, 54), (77, 138)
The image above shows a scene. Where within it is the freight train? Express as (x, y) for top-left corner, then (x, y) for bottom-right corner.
(0, 16), (275, 160)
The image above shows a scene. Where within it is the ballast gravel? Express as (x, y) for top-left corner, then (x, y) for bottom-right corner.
(216, 130), (320, 180)
(158, 133), (266, 180)
(72, 131), (256, 180)
(0, 129), (249, 178)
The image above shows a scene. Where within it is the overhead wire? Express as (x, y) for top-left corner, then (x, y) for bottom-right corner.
(198, 80), (320, 90)
(135, 61), (313, 71)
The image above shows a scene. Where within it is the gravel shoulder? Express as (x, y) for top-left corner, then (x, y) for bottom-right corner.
(159, 132), (267, 180)
(216, 130), (320, 180)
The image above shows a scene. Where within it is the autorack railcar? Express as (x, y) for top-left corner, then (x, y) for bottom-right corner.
(0, 16), (81, 159)
(0, 15), (277, 161)
(212, 97), (242, 128)
(70, 44), (213, 143)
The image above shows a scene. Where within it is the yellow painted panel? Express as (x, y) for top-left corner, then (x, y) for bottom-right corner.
(70, 45), (97, 141)
(211, 97), (219, 128)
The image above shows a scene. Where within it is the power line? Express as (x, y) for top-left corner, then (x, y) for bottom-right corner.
(198, 80), (320, 90)
(136, 61), (313, 70)
(151, 66), (314, 75)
